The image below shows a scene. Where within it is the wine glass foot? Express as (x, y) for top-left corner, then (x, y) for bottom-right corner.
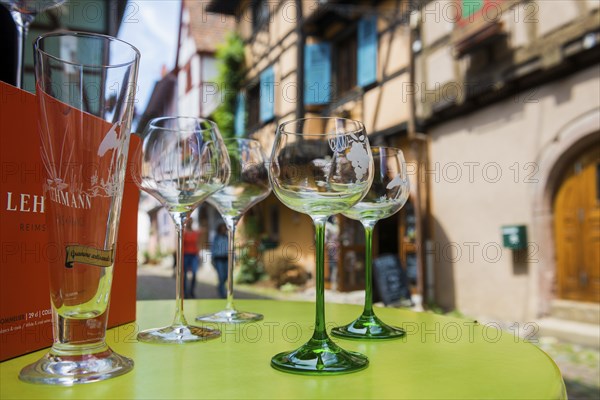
(137, 324), (221, 344)
(19, 345), (133, 385)
(196, 309), (263, 324)
(271, 337), (368, 375)
(331, 313), (406, 340)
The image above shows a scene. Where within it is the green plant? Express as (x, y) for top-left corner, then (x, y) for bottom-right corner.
(235, 249), (266, 284)
(211, 32), (246, 138)
(239, 213), (261, 239)
(142, 250), (150, 264)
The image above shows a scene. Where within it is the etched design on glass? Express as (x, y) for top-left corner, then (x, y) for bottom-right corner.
(386, 173), (404, 189)
(93, 122), (128, 197)
(379, 172), (409, 202)
(40, 120), (129, 201)
(328, 134), (348, 153)
(97, 122), (121, 156)
(40, 124), (71, 193)
(347, 134), (369, 181)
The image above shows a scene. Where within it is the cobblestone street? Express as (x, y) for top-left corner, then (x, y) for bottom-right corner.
(536, 338), (600, 400)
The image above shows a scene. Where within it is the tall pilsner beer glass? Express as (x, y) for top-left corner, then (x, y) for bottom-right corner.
(19, 32), (140, 385)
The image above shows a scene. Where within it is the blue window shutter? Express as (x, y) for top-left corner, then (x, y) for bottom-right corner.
(234, 92), (245, 137)
(304, 42), (331, 105)
(357, 16), (377, 87)
(260, 66), (275, 122)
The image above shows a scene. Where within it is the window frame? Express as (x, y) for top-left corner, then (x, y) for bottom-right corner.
(332, 26), (359, 101)
(251, 0), (270, 34)
(246, 81), (261, 131)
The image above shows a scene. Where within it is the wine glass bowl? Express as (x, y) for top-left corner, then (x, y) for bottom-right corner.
(207, 139), (271, 218)
(138, 118), (229, 212)
(196, 138), (271, 323)
(268, 117), (373, 375)
(269, 119), (372, 217)
(1, 0), (64, 13)
(135, 117), (230, 344)
(332, 146), (410, 340)
(1, 0), (65, 88)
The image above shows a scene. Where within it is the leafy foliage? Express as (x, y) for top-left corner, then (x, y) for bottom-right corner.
(211, 32), (246, 138)
(235, 253), (266, 284)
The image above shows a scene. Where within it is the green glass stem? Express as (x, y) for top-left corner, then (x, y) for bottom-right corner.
(362, 222), (375, 317)
(312, 216), (328, 341)
(331, 219), (405, 340)
(270, 215), (368, 374)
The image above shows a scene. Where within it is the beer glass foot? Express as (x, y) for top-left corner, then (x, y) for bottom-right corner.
(19, 343), (133, 385)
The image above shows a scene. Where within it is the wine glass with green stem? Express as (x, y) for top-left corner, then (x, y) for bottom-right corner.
(331, 146), (410, 340)
(196, 138), (271, 323)
(135, 117), (230, 344)
(268, 117), (374, 375)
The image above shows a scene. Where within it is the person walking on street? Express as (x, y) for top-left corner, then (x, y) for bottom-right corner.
(183, 219), (201, 298)
(211, 223), (229, 299)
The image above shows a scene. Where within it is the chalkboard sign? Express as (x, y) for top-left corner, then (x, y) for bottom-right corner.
(373, 254), (410, 305)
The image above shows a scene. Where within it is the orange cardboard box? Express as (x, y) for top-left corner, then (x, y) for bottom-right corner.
(0, 82), (138, 361)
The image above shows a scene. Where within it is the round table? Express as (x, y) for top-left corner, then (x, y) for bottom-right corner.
(0, 299), (566, 399)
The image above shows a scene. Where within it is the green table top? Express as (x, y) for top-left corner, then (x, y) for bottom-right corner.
(0, 299), (566, 399)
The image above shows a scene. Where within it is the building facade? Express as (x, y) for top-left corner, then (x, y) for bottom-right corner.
(208, 0), (599, 322)
(138, 1), (234, 260)
(208, 0), (423, 296)
(414, 0), (599, 321)
(177, 0), (235, 118)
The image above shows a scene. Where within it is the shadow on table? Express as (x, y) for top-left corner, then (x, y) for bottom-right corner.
(136, 275), (272, 301)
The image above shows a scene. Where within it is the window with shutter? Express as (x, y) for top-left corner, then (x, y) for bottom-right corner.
(454, 0), (505, 55)
(335, 30), (358, 97)
(247, 83), (260, 129)
(304, 43), (332, 105)
(185, 62), (193, 93)
(259, 66), (275, 122)
(357, 16), (377, 88)
(252, 0), (270, 33)
(234, 92), (245, 137)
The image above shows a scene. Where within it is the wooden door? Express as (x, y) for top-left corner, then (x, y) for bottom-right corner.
(553, 145), (600, 302)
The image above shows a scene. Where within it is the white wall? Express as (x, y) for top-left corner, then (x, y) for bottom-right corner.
(428, 65), (600, 322)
